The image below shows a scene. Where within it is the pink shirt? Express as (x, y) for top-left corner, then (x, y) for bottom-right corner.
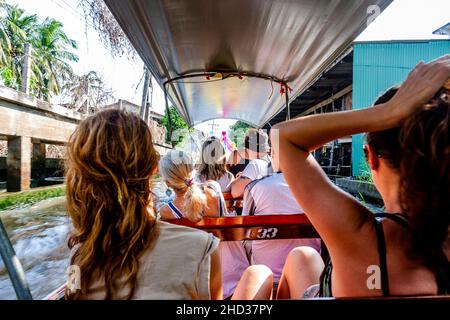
(219, 240), (250, 299)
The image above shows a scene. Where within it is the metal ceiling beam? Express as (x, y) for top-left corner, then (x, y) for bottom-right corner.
(295, 85), (353, 118)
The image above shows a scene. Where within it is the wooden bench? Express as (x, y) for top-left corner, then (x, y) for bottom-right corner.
(46, 212), (449, 301)
(46, 211), (449, 301)
(222, 192), (242, 213)
(46, 214), (322, 300)
(166, 214), (319, 241)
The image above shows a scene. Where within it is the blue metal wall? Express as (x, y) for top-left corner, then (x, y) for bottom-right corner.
(352, 40), (450, 176)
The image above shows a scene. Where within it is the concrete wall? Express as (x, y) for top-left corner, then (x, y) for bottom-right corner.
(0, 90), (78, 144)
(335, 177), (381, 200)
(0, 157), (63, 169)
(0, 86), (80, 191)
(154, 144), (172, 157)
(0, 86), (173, 191)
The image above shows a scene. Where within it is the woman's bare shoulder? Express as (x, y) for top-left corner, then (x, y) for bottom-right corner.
(159, 204), (173, 220)
(201, 185), (220, 217)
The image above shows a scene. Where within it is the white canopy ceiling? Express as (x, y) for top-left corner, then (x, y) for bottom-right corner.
(105, 0), (392, 127)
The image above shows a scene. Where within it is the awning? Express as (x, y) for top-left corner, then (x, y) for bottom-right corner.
(105, 0), (392, 127)
(265, 48), (354, 126)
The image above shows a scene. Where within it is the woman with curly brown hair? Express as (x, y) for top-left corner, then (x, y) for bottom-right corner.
(64, 109), (222, 300)
(272, 56), (450, 298)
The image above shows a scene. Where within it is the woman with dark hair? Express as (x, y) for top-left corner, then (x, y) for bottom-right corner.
(227, 149), (250, 177)
(271, 56), (450, 298)
(230, 129), (273, 198)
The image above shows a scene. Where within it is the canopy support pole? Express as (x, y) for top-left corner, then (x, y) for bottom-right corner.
(163, 83), (174, 147)
(140, 67), (151, 120)
(0, 218), (32, 300)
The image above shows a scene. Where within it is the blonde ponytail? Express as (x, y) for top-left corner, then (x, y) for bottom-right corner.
(159, 150), (208, 222)
(184, 184), (207, 222)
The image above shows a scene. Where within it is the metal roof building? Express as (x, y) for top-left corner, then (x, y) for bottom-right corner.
(265, 39), (450, 177)
(352, 40), (450, 176)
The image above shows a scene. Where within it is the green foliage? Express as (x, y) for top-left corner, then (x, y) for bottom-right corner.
(0, 186), (65, 211)
(356, 157), (373, 183)
(0, 3), (78, 101)
(229, 121), (254, 148)
(357, 191), (366, 205)
(31, 17), (79, 100)
(161, 106), (189, 145)
(0, 4), (38, 89)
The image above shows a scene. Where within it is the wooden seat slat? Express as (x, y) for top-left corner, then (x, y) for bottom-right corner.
(166, 214), (319, 241)
(222, 192), (240, 201)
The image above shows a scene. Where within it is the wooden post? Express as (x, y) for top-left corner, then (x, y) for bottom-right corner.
(144, 74), (153, 123)
(140, 68), (151, 120)
(32, 142), (46, 180)
(21, 44), (32, 94)
(7, 136), (31, 192)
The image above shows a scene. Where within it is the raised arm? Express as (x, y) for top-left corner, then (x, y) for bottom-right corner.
(271, 57), (450, 254)
(230, 176), (251, 198)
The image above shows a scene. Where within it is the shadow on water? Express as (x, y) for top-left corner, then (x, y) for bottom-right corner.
(0, 178), (173, 300)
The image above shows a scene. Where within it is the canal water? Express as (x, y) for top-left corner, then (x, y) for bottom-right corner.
(0, 179), (383, 300)
(0, 179), (173, 300)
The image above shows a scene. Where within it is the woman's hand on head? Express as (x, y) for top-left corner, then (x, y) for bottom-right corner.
(390, 55), (450, 121)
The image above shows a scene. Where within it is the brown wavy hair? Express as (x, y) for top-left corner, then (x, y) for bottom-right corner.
(65, 109), (160, 299)
(399, 86), (450, 292)
(367, 85), (450, 292)
(366, 87), (402, 169)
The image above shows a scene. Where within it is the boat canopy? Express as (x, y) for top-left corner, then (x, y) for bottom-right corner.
(105, 0), (391, 127)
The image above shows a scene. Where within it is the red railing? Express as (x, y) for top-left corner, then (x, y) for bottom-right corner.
(167, 214), (319, 241)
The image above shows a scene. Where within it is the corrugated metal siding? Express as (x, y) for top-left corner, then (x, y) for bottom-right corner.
(352, 40), (450, 176)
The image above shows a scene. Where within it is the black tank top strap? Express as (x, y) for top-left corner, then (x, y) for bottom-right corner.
(373, 212), (409, 297)
(373, 212), (409, 228)
(319, 212), (450, 297)
(319, 212), (410, 298)
(374, 217), (390, 297)
(319, 258), (333, 297)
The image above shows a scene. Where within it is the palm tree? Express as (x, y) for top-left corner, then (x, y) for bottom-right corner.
(32, 18), (79, 100)
(0, 1), (10, 66)
(0, 4), (38, 90)
(0, 3), (78, 101)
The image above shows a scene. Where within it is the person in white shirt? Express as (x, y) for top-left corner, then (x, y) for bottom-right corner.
(242, 145), (321, 289)
(230, 129), (273, 198)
